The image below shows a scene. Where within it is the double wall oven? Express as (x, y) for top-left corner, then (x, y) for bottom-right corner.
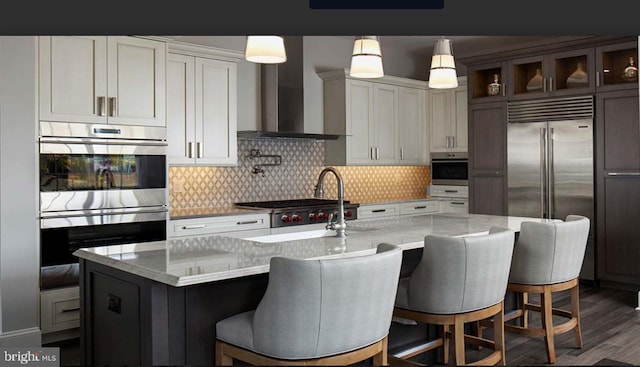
(39, 122), (168, 289)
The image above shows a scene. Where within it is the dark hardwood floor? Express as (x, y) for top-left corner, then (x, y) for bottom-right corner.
(47, 284), (640, 366)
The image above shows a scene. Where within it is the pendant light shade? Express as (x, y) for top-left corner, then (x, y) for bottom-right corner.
(428, 37), (458, 89)
(245, 36), (287, 64)
(350, 36), (384, 78)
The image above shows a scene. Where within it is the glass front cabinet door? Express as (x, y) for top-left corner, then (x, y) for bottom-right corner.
(596, 41), (638, 92)
(508, 48), (595, 100)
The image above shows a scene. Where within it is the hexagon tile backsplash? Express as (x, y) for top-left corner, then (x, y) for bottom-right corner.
(169, 139), (430, 209)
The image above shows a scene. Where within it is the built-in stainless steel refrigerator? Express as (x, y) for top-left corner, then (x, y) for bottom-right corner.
(507, 96), (595, 280)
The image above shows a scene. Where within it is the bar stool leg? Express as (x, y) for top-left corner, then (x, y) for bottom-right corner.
(215, 341), (233, 366)
(494, 302), (506, 366)
(541, 287), (556, 363)
(521, 292), (529, 328)
(453, 317), (465, 366)
(443, 324), (450, 365)
(571, 283), (583, 348)
(373, 336), (388, 366)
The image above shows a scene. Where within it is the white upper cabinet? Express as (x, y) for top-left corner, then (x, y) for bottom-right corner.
(372, 83), (399, 163)
(398, 87), (426, 164)
(39, 36), (166, 127)
(429, 78), (468, 153)
(320, 70), (427, 166)
(167, 43), (240, 166)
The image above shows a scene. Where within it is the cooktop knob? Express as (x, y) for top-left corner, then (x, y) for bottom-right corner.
(281, 215), (292, 223)
(291, 214), (302, 222)
(309, 213), (318, 221)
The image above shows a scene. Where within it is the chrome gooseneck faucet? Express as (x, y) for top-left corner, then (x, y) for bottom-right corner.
(314, 167), (347, 238)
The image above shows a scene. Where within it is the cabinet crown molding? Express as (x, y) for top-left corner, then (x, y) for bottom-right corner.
(168, 41), (244, 62)
(318, 68), (428, 89)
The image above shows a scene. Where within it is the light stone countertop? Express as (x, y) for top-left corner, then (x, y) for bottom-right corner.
(74, 213), (553, 287)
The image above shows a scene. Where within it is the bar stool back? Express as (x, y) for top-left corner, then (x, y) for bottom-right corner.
(503, 215), (590, 363)
(215, 243), (403, 366)
(392, 227), (515, 366)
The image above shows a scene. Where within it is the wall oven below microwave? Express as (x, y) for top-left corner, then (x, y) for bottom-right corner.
(430, 152), (468, 186)
(39, 122), (168, 290)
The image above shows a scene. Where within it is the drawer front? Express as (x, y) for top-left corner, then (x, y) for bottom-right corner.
(358, 204), (400, 219)
(429, 185), (469, 198)
(442, 199), (469, 214)
(41, 286), (80, 334)
(400, 201), (440, 216)
(169, 213), (270, 237)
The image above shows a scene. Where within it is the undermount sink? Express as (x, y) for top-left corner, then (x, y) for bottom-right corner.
(245, 227), (376, 243)
(246, 229), (337, 243)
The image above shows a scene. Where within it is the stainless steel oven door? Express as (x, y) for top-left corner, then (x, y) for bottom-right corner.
(39, 136), (167, 211)
(40, 207), (167, 289)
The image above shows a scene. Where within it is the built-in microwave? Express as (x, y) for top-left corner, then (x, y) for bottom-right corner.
(430, 152), (468, 186)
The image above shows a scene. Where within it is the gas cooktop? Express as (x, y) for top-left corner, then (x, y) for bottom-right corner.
(235, 199), (359, 228)
(235, 198), (351, 209)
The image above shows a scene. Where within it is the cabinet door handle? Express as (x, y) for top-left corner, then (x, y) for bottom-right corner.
(375, 147), (380, 160)
(237, 220), (259, 225)
(108, 97), (117, 117)
(607, 172), (640, 176)
(549, 76), (553, 92)
(187, 142), (193, 158)
(197, 142), (202, 158)
(596, 71), (601, 87)
(182, 224), (206, 230)
(414, 206), (427, 209)
(451, 202), (466, 205)
(451, 136), (455, 148)
(61, 306), (80, 313)
(502, 83), (506, 97)
(543, 78), (547, 93)
(97, 96), (106, 116)
(445, 136), (450, 148)
(400, 148), (404, 160)
(371, 209), (387, 213)
(444, 190), (458, 193)
(371, 147), (374, 160)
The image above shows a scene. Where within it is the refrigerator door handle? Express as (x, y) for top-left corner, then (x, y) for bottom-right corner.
(548, 127), (554, 218)
(540, 127), (547, 218)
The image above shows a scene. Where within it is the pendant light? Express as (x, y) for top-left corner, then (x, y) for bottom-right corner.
(245, 36), (287, 64)
(428, 37), (458, 89)
(350, 36), (384, 78)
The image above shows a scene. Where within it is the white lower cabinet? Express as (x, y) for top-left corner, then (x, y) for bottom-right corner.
(41, 286), (80, 340)
(357, 203), (401, 219)
(359, 200), (441, 219)
(399, 200), (440, 216)
(440, 199), (469, 214)
(169, 213), (271, 238)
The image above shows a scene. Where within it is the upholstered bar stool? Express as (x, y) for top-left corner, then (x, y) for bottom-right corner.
(215, 243), (403, 366)
(391, 227), (515, 366)
(502, 215), (590, 364)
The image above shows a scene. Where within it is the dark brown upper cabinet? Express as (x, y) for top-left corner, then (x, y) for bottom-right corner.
(507, 48), (595, 100)
(468, 61), (508, 104)
(595, 41), (638, 92)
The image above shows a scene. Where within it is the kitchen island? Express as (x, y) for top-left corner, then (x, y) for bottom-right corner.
(74, 213), (550, 366)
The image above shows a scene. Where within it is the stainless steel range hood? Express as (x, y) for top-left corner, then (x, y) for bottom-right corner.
(237, 36), (340, 140)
